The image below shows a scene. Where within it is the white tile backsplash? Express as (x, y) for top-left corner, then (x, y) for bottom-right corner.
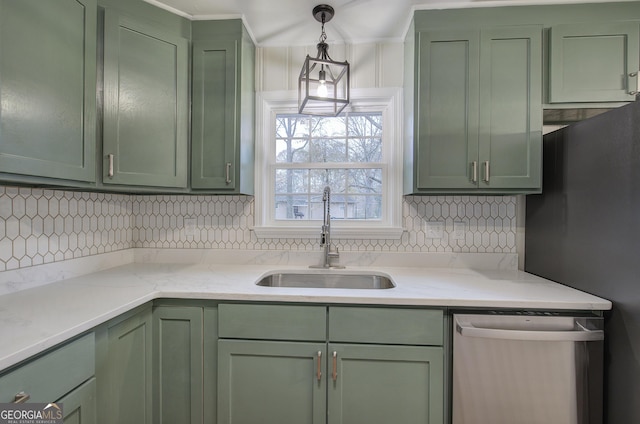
(0, 186), (518, 272)
(0, 187), (133, 271)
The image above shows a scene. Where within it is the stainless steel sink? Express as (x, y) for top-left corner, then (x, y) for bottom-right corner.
(256, 272), (395, 289)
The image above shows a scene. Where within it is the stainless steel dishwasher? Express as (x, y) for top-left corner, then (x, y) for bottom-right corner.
(452, 313), (604, 424)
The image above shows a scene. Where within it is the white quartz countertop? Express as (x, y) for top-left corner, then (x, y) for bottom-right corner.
(0, 258), (612, 372)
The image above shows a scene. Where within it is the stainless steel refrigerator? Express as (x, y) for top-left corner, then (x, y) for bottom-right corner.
(525, 100), (640, 423)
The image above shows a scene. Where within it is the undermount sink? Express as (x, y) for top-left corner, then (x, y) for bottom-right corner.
(256, 272), (396, 289)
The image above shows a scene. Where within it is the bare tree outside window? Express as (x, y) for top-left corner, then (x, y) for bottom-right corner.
(275, 113), (383, 221)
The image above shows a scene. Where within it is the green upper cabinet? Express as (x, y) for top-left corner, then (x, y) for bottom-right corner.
(191, 20), (255, 194)
(102, 9), (189, 188)
(407, 25), (542, 194)
(478, 27), (542, 190)
(0, 0), (97, 185)
(413, 29), (480, 191)
(549, 22), (640, 103)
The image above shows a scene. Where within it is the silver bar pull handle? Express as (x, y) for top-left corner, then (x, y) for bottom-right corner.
(483, 161), (490, 183)
(629, 71), (639, 96)
(316, 351), (322, 382)
(225, 162), (232, 184)
(13, 392), (30, 404)
(471, 161), (478, 183)
(455, 318), (604, 342)
(332, 351), (338, 382)
(107, 154), (114, 178)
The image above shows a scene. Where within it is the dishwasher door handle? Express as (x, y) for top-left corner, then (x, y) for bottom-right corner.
(455, 318), (604, 342)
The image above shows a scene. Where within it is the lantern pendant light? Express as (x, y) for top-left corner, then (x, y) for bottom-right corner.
(298, 4), (350, 116)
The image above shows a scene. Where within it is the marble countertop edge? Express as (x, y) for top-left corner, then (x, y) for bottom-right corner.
(0, 251), (612, 372)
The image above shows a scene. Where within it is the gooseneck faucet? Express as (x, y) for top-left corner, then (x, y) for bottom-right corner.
(310, 186), (344, 269)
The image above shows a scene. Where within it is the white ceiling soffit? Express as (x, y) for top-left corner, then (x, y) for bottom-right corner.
(143, 0), (637, 46)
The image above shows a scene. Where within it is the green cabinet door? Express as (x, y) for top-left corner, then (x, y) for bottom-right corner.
(191, 20), (255, 194)
(550, 22), (640, 103)
(101, 307), (152, 424)
(102, 10), (188, 188)
(0, 0), (96, 184)
(218, 340), (326, 424)
(411, 26), (541, 193)
(59, 378), (97, 424)
(327, 344), (444, 424)
(191, 39), (238, 190)
(153, 306), (203, 424)
(415, 30), (480, 190)
(478, 26), (542, 190)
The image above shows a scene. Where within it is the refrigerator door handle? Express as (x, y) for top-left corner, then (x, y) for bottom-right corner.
(455, 317), (604, 342)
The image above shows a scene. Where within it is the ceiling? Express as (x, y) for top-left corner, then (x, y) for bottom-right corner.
(143, 0), (632, 46)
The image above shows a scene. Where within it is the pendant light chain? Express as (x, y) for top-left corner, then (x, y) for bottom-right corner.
(317, 11), (331, 61)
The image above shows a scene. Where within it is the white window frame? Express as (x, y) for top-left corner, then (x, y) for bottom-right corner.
(253, 88), (404, 240)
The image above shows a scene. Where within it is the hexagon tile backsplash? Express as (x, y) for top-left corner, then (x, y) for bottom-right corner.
(0, 186), (518, 272)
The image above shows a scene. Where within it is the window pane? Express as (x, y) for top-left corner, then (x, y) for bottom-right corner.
(275, 169), (308, 193)
(314, 116), (346, 137)
(310, 169), (347, 193)
(348, 113), (382, 137)
(276, 138), (310, 163)
(348, 138), (382, 163)
(276, 115), (310, 138)
(310, 138), (347, 162)
(275, 195), (310, 220)
(357, 195), (382, 219)
(348, 169), (382, 194)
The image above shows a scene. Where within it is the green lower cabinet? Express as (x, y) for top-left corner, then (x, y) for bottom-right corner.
(59, 378), (97, 424)
(97, 306), (152, 424)
(217, 340), (444, 424)
(218, 340), (327, 424)
(153, 306), (204, 424)
(327, 344), (444, 424)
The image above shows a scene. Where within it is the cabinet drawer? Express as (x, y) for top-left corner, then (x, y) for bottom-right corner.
(329, 307), (443, 345)
(0, 333), (95, 403)
(219, 304), (326, 341)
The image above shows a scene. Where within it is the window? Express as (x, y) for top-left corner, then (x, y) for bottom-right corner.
(274, 113), (383, 221)
(254, 88), (403, 239)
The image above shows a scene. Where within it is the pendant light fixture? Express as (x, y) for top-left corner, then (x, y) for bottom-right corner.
(298, 4), (350, 116)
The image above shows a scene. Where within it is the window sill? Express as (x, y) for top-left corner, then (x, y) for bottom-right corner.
(252, 226), (405, 240)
